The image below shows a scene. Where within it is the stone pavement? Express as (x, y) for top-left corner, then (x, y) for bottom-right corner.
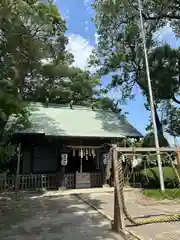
(79, 190), (180, 240)
(0, 194), (126, 240)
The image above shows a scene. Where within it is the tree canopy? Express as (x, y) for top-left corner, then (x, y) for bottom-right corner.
(0, 0), (119, 165)
(90, 0), (180, 139)
(0, 1), (78, 163)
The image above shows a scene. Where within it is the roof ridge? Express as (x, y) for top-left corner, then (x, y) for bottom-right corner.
(29, 101), (118, 114)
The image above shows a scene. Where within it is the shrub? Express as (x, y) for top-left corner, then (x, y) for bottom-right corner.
(139, 166), (179, 189)
(143, 188), (180, 200)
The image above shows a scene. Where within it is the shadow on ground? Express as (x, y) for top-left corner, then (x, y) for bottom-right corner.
(78, 190), (180, 225)
(0, 191), (125, 240)
(77, 190), (180, 240)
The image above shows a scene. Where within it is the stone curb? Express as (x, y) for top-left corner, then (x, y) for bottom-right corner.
(1, 187), (140, 197)
(76, 194), (143, 240)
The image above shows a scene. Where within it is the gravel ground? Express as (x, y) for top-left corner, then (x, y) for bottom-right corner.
(0, 192), (127, 240)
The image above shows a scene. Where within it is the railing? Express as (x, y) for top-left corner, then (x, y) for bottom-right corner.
(64, 173), (75, 189)
(0, 173), (7, 192)
(90, 172), (102, 187)
(0, 172), (102, 192)
(3, 174), (59, 191)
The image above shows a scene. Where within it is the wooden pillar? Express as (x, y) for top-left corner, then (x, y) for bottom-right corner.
(59, 153), (66, 188)
(102, 154), (109, 186)
(113, 188), (120, 232)
(102, 164), (106, 185)
(100, 152), (105, 185)
(80, 152), (83, 174)
(96, 149), (100, 170)
(15, 143), (21, 200)
(59, 147), (69, 189)
(59, 166), (65, 188)
(112, 145), (124, 233)
(30, 145), (34, 173)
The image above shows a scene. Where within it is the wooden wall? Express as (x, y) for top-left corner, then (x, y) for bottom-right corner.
(19, 135), (113, 174)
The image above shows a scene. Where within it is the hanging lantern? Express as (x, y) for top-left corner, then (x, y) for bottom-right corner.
(103, 153), (109, 165)
(61, 153), (68, 166)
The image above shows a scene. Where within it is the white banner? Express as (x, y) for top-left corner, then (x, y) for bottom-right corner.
(103, 153), (109, 165)
(61, 154), (68, 166)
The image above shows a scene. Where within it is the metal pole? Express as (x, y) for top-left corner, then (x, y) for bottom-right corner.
(137, 0), (165, 191)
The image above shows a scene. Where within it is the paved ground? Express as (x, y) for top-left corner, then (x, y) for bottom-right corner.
(0, 192), (126, 240)
(79, 190), (180, 240)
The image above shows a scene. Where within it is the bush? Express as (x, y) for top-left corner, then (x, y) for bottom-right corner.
(136, 167), (179, 189)
(143, 188), (180, 200)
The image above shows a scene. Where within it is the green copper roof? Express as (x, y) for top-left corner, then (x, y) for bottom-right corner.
(19, 103), (142, 138)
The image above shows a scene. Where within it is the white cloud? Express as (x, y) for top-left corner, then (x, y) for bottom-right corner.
(155, 25), (172, 41)
(155, 25), (180, 48)
(94, 32), (99, 45)
(84, 0), (93, 14)
(63, 9), (70, 21)
(84, 20), (89, 32)
(84, 0), (90, 4)
(67, 34), (94, 70)
(159, 25), (172, 38)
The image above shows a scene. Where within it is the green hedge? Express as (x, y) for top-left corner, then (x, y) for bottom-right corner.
(132, 167), (179, 189)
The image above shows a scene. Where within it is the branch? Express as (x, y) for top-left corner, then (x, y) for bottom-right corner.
(134, 0), (179, 21)
(172, 95), (180, 104)
(144, 103), (151, 111)
(146, 14), (180, 20)
(144, 0), (180, 20)
(168, 5), (180, 12)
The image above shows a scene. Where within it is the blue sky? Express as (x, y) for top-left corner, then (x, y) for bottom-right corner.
(55, 0), (179, 144)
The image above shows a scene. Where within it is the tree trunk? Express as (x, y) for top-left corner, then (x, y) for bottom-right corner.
(154, 107), (163, 134)
(137, 75), (170, 147)
(154, 107), (169, 146)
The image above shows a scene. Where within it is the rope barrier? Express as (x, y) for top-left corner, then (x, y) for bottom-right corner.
(114, 148), (180, 226)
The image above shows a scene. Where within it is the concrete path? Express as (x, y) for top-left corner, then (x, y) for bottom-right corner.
(79, 191), (180, 240)
(0, 193), (126, 240)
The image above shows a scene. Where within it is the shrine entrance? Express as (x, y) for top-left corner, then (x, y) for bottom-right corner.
(65, 146), (100, 174)
(59, 145), (112, 189)
(65, 146), (100, 189)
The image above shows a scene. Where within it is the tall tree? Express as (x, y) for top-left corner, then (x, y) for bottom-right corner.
(0, 0), (113, 166)
(0, 0), (73, 163)
(25, 64), (101, 105)
(90, 0), (180, 141)
(146, 44), (180, 137)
